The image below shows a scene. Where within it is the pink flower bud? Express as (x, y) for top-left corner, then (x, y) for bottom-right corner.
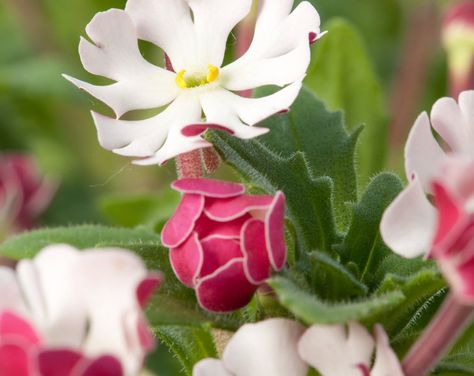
(431, 157), (474, 304)
(442, 1), (474, 97)
(0, 154), (57, 234)
(162, 178), (287, 313)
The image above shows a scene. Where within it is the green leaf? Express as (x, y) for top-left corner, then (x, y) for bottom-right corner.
(338, 173), (403, 285)
(153, 324), (218, 376)
(304, 251), (368, 300)
(99, 189), (180, 230)
(306, 19), (388, 186)
(268, 276), (404, 325)
(206, 88), (359, 253)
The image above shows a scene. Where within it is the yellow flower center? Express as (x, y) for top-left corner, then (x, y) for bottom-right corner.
(176, 65), (220, 89)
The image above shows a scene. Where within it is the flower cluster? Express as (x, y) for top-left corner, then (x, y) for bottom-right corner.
(162, 178), (286, 312)
(194, 319), (403, 376)
(64, 0), (322, 165)
(0, 245), (161, 375)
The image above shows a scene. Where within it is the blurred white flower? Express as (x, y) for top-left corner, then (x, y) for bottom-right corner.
(381, 90), (474, 258)
(0, 244), (162, 376)
(193, 319), (403, 376)
(64, 0), (323, 165)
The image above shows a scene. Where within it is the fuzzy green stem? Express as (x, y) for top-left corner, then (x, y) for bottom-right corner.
(402, 293), (474, 376)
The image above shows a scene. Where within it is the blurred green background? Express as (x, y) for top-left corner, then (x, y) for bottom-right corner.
(0, 0), (455, 228)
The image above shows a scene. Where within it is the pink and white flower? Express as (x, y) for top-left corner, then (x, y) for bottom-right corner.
(0, 244), (162, 375)
(0, 154), (56, 233)
(161, 178), (286, 312)
(64, 0), (323, 165)
(193, 319), (403, 376)
(381, 90), (474, 258)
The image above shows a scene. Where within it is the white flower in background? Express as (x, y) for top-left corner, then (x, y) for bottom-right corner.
(381, 90), (474, 258)
(193, 319), (403, 376)
(64, 0), (323, 165)
(0, 244), (162, 376)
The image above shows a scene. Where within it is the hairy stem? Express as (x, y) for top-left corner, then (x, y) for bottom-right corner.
(402, 293), (473, 376)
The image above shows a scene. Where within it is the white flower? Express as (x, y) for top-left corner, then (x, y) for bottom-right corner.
(193, 319), (403, 376)
(0, 244), (161, 375)
(381, 90), (474, 258)
(64, 0), (322, 165)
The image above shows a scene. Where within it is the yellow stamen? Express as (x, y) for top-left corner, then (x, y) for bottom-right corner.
(176, 70), (188, 89)
(207, 64), (219, 83)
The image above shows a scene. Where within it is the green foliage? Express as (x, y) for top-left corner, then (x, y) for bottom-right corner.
(306, 19), (388, 186)
(153, 324), (218, 376)
(99, 189), (180, 230)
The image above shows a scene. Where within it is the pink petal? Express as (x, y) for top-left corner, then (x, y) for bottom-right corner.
(456, 256), (474, 303)
(0, 311), (40, 346)
(181, 123), (235, 137)
(196, 259), (257, 312)
(171, 179), (245, 198)
(204, 195), (274, 221)
(81, 355), (123, 376)
(199, 237), (243, 278)
(241, 219), (271, 285)
(432, 182), (464, 249)
(356, 365), (371, 376)
(265, 192), (287, 271)
(170, 233), (204, 288)
(194, 213), (250, 239)
(136, 272), (163, 308)
(161, 194), (204, 248)
(37, 349), (83, 376)
(0, 342), (30, 376)
(137, 315), (155, 352)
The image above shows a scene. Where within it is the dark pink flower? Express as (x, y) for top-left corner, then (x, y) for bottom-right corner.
(162, 178), (286, 312)
(0, 154), (56, 232)
(431, 157), (474, 304)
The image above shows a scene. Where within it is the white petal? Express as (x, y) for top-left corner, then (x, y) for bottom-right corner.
(404, 112), (446, 193)
(458, 90), (474, 140)
(380, 176), (437, 258)
(193, 359), (233, 376)
(223, 318), (307, 376)
(221, 41), (310, 91)
(125, 0), (195, 71)
(431, 96), (470, 153)
(221, 1), (320, 90)
(298, 322), (374, 376)
(0, 268), (27, 315)
(371, 325), (404, 376)
(75, 248), (149, 375)
(185, 0), (252, 68)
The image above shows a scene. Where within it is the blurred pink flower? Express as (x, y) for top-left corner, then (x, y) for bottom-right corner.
(430, 157), (474, 304)
(0, 245), (162, 375)
(443, 1), (474, 97)
(162, 178), (286, 312)
(0, 154), (56, 233)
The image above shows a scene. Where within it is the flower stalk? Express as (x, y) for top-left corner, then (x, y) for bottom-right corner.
(402, 293), (474, 376)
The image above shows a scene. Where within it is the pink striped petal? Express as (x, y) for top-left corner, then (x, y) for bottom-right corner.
(0, 311), (40, 346)
(194, 214), (250, 239)
(136, 273), (163, 308)
(137, 316), (155, 352)
(242, 219), (271, 285)
(265, 192), (287, 270)
(161, 194), (204, 248)
(37, 349), (83, 376)
(82, 355), (123, 376)
(181, 124), (235, 137)
(170, 233), (204, 288)
(200, 237), (242, 278)
(205, 195), (274, 221)
(456, 256), (474, 303)
(171, 179), (245, 198)
(196, 260), (257, 312)
(0, 342), (30, 376)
